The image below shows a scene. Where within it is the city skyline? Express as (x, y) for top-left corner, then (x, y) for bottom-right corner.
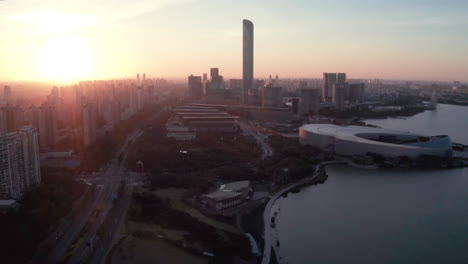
(1, 0), (468, 83)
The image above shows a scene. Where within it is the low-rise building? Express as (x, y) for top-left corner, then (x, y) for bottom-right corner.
(201, 181), (252, 211)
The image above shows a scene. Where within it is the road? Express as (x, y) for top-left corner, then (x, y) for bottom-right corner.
(44, 126), (144, 264)
(68, 129), (143, 264)
(238, 120), (273, 159)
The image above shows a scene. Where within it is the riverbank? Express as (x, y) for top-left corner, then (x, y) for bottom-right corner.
(261, 161), (336, 264)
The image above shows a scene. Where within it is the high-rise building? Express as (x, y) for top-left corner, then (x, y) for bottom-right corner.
(323, 73), (346, 102)
(0, 126), (40, 199)
(188, 75), (203, 102)
(243, 19), (254, 104)
(337, 73), (346, 85)
(262, 84), (282, 107)
(19, 126), (41, 190)
(322, 73), (337, 102)
(82, 104), (97, 146)
(210, 68), (219, 80)
(299, 88), (320, 115)
(38, 104), (58, 149)
(332, 84), (346, 110)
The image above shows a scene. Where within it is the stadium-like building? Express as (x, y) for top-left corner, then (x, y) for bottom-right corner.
(299, 124), (452, 159)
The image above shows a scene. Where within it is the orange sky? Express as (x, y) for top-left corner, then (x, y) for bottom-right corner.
(1, 0), (467, 83)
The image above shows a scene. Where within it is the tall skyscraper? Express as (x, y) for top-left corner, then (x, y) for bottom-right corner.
(0, 126), (40, 199)
(243, 19), (254, 104)
(188, 74), (203, 102)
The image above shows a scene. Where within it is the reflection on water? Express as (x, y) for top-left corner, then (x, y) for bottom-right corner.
(274, 104), (468, 264)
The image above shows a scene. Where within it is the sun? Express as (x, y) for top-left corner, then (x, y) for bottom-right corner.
(37, 36), (93, 82)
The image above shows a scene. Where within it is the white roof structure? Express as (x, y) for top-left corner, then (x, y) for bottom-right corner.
(203, 181), (251, 201)
(299, 124), (452, 158)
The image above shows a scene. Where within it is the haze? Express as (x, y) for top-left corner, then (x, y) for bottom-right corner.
(1, 0), (467, 82)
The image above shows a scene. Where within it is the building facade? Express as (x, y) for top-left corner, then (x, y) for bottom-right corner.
(243, 19), (254, 104)
(0, 126), (41, 199)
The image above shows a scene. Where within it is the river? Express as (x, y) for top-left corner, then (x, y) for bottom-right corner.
(273, 104), (468, 264)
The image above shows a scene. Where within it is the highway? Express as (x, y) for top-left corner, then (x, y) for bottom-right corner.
(68, 129), (143, 264)
(43, 127), (144, 264)
(238, 120), (273, 159)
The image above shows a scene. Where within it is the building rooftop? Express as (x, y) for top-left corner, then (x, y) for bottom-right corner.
(220, 180), (251, 192)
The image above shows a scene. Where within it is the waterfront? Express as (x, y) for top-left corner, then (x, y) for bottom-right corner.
(272, 104), (468, 264)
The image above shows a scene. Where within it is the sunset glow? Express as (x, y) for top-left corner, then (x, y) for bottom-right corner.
(37, 36), (93, 82)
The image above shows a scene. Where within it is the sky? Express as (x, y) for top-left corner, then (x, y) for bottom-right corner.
(0, 0), (467, 83)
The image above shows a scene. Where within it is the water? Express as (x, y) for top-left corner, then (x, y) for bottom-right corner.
(274, 104), (468, 264)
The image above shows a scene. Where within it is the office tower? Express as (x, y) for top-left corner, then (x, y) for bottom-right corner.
(203, 73), (208, 82)
(337, 73), (346, 85)
(136, 73), (140, 84)
(0, 126), (40, 199)
(349, 83), (365, 103)
(262, 84), (282, 107)
(210, 68), (219, 80)
(82, 104), (97, 146)
(243, 19), (254, 104)
(299, 88), (320, 115)
(323, 73), (346, 102)
(143, 73), (146, 82)
(188, 75), (203, 102)
(332, 84), (345, 110)
(38, 104), (58, 149)
(4, 86), (12, 103)
(322, 73), (337, 102)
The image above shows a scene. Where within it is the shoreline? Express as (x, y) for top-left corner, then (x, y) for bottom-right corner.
(260, 161), (338, 264)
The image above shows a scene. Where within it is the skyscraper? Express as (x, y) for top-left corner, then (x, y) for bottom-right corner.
(332, 84), (345, 110)
(38, 104), (58, 149)
(0, 126), (40, 199)
(322, 73), (337, 102)
(243, 19), (254, 104)
(210, 68), (219, 80)
(323, 73), (346, 102)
